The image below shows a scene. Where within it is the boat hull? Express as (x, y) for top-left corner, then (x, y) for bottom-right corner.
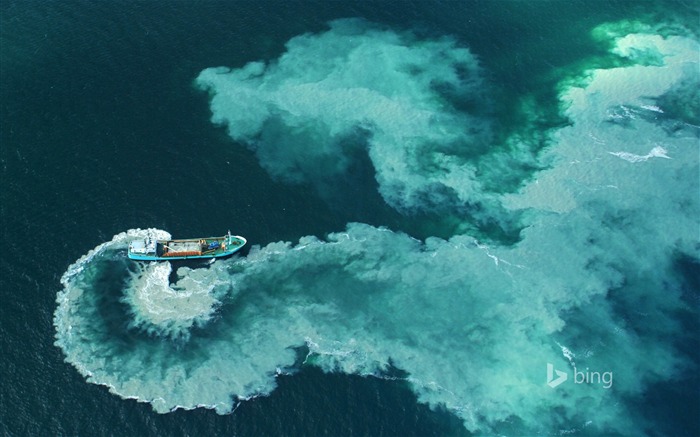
(128, 234), (247, 261)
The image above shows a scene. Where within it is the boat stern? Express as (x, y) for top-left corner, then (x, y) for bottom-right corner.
(127, 237), (158, 260)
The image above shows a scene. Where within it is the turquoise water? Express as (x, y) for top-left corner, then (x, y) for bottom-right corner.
(1, 1), (699, 436)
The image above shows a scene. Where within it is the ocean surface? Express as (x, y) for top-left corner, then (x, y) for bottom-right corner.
(1, 1), (699, 436)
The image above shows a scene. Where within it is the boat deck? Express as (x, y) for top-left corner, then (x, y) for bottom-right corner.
(128, 232), (246, 261)
(165, 241), (201, 253)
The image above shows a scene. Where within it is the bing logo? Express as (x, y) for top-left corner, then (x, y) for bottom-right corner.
(546, 363), (568, 388)
(546, 363), (613, 389)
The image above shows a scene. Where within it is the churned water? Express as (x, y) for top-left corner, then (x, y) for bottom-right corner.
(2, 1), (698, 435)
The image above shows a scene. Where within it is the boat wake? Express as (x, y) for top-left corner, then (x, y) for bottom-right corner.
(122, 260), (231, 339)
(54, 19), (699, 435)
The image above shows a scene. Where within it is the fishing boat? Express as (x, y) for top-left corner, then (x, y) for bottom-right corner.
(128, 231), (247, 261)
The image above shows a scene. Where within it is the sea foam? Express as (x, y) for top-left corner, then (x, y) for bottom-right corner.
(195, 19), (504, 216)
(55, 20), (699, 436)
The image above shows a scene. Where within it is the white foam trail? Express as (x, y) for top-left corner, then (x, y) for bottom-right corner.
(122, 261), (230, 340)
(641, 104), (664, 113)
(55, 22), (699, 436)
(608, 145), (671, 162)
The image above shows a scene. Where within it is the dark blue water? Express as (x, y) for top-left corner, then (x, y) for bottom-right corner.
(2, 1), (698, 436)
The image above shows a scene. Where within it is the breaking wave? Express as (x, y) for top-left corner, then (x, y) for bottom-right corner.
(55, 19), (699, 435)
